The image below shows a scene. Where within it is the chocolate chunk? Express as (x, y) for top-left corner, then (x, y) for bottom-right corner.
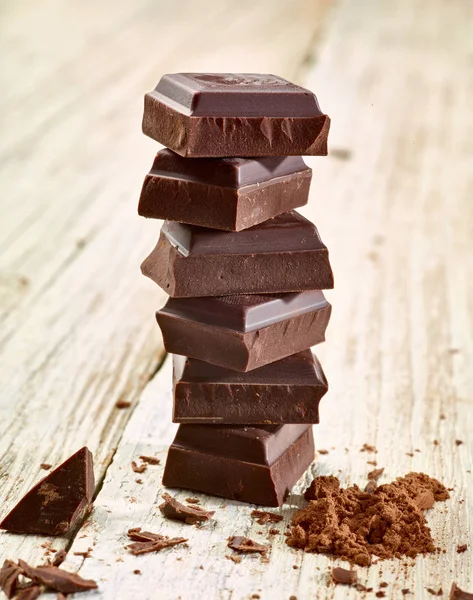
(126, 528), (187, 555)
(18, 560), (97, 594)
(457, 544), (468, 553)
(250, 510), (284, 525)
(0, 447), (94, 535)
(158, 291), (331, 372)
(143, 211), (333, 298)
(331, 566), (357, 585)
(173, 351), (328, 423)
(159, 493), (214, 524)
(139, 151), (312, 231)
(0, 560), (23, 598)
(142, 73), (330, 157)
(450, 583), (473, 599)
(227, 536), (268, 555)
(139, 455), (160, 465)
(163, 424), (314, 506)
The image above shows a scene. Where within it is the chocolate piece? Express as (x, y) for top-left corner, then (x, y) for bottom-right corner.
(138, 151), (312, 231)
(131, 461), (147, 473)
(14, 586), (42, 600)
(250, 510), (284, 525)
(18, 561), (97, 594)
(159, 493), (214, 524)
(158, 291), (331, 372)
(0, 560), (22, 599)
(143, 73), (330, 157)
(51, 550), (67, 567)
(126, 528), (187, 555)
(142, 211), (333, 297)
(457, 544), (468, 553)
(367, 467), (384, 481)
(0, 447), (94, 535)
(139, 455), (160, 465)
(172, 351), (328, 422)
(162, 424), (315, 506)
(332, 566), (358, 585)
(227, 536), (268, 555)
(450, 583), (473, 600)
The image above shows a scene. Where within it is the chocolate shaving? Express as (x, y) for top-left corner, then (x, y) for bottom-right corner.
(139, 455), (160, 465)
(227, 536), (268, 556)
(17, 560), (97, 594)
(367, 467), (384, 481)
(15, 586), (43, 600)
(450, 583), (473, 599)
(185, 497), (200, 504)
(131, 461), (147, 474)
(126, 528), (187, 555)
(457, 544), (468, 553)
(318, 449), (329, 455)
(250, 510), (284, 525)
(159, 493), (214, 524)
(0, 560), (23, 599)
(331, 566), (357, 585)
(40, 464), (52, 471)
(225, 554), (242, 564)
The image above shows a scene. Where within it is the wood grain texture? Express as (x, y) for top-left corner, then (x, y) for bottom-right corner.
(0, 0), (332, 573)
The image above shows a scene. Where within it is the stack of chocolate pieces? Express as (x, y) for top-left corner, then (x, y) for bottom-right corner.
(139, 74), (332, 507)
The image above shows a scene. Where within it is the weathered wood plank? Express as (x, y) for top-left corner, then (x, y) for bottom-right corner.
(56, 0), (473, 598)
(0, 0), (331, 569)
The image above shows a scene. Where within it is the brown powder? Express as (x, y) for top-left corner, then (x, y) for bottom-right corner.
(286, 472), (449, 566)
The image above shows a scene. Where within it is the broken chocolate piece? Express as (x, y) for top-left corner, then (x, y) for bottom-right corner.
(0, 560), (22, 599)
(126, 528), (187, 555)
(131, 461), (147, 473)
(18, 560), (97, 594)
(367, 467), (384, 481)
(331, 566), (358, 585)
(159, 493), (214, 524)
(163, 424), (315, 506)
(450, 583), (473, 599)
(227, 536), (268, 555)
(0, 447), (94, 536)
(142, 73), (330, 157)
(250, 510), (284, 525)
(143, 211), (334, 297)
(158, 291), (331, 372)
(139, 151), (312, 231)
(14, 586), (42, 600)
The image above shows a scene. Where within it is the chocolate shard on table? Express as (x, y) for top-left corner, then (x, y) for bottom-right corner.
(157, 290), (331, 372)
(162, 424), (315, 506)
(138, 150), (312, 232)
(142, 73), (330, 158)
(172, 350), (328, 423)
(141, 211), (334, 297)
(0, 447), (94, 536)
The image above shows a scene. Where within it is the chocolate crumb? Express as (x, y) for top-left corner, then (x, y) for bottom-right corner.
(364, 480), (378, 494)
(225, 554), (241, 564)
(260, 556), (270, 564)
(368, 467), (384, 481)
(380, 582), (388, 588)
(376, 592), (386, 598)
(52, 550), (67, 567)
(440, 414), (446, 420)
(426, 588), (443, 596)
(227, 536), (268, 556)
(126, 528), (187, 555)
(406, 452), (414, 457)
(159, 493), (214, 524)
(450, 583), (473, 599)
(139, 455), (160, 465)
(455, 440), (463, 446)
(402, 589), (411, 595)
(251, 595), (260, 599)
(131, 461), (147, 474)
(250, 510), (283, 525)
(360, 443), (377, 453)
(40, 464), (52, 471)
(135, 479), (143, 485)
(318, 449), (329, 455)
(289, 596), (297, 600)
(269, 528), (279, 535)
(133, 570), (141, 575)
(292, 565), (299, 569)
(115, 400), (131, 409)
(433, 440), (439, 445)
(367, 460), (377, 466)
(185, 498), (200, 504)
(73, 550), (91, 559)
(331, 566), (357, 585)
(287, 472), (450, 566)
(457, 544), (468, 553)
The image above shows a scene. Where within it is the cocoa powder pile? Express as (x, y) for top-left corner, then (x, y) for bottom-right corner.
(286, 472), (450, 566)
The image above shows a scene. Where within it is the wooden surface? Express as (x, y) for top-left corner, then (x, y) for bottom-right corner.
(1, 0), (472, 598)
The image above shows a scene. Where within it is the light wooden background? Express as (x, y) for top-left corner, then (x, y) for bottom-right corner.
(1, 0), (472, 598)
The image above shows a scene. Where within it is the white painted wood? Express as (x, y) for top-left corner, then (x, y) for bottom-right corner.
(60, 0), (472, 598)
